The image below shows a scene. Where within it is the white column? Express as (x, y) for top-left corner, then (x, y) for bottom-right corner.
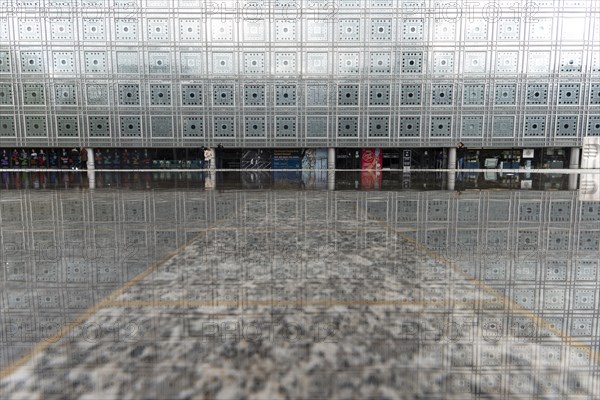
(210, 148), (216, 169)
(448, 147), (457, 169)
(86, 148), (95, 170)
(570, 147), (581, 169)
(328, 147), (336, 170)
(87, 170), (96, 189)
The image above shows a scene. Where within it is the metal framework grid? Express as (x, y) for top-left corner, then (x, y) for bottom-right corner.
(0, 0), (599, 148)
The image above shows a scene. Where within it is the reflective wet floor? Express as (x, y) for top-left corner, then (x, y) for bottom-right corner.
(1, 172), (600, 399)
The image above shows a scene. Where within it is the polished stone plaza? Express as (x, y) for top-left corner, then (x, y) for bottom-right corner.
(1, 172), (600, 399)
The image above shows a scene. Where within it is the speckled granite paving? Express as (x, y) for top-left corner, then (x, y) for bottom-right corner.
(1, 193), (597, 399)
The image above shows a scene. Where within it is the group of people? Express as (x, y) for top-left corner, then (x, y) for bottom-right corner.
(93, 149), (151, 169)
(1, 148), (85, 169)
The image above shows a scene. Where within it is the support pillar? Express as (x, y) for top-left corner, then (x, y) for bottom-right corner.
(87, 170), (96, 189)
(447, 171), (455, 191)
(448, 147), (457, 169)
(210, 148), (216, 170)
(86, 148), (95, 170)
(570, 147), (581, 169)
(328, 147), (336, 170)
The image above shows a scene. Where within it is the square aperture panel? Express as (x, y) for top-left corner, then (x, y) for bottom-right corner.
(524, 116), (546, 136)
(0, 116), (15, 136)
(148, 52), (170, 74)
(86, 84), (108, 105)
(370, 52), (391, 74)
(369, 85), (390, 106)
(399, 117), (420, 137)
(558, 83), (580, 105)
(493, 116), (515, 137)
(526, 84), (549, 105)
(338, 117), (359, 137)
(23, 84), (45, 105)
(117, 52), (138, 73)
(306, 116), (327, 138)
(213, 84), (235, 106)
(496, 52), (518, 73)
(25, 116), (47, 137)
(115, 19), (138, 40)
(433, 52), (454, 73)
(306, 84), (328, 106)
(401, 84), (422, 105)
(368, 116), (389, 137)
(338, 85), (359, 106)
(54, 84), (77, 105)
(118, 84), (140, 105)
(587, 117), (600, 136)
(555, 116), (578, 136)
(275, 20), (296, 41)
(214, 116), (235, 137)
(462, 116), (484, 137)
(275, 116), (297, 137)
(430, 116), (452, 137)
(180, 19), (202, 41)
(83, 18), (105, 41)
(56, 116), (79, 137)
(150, 84), (172, 105)
(151, 116), (173, 137)
(180, 53), (202, 75)
(245, 116), (266, 137)
(0, 84), (13, 105)
(589, 84), (600, 104)
(148, 19), (169, 41)
(88, 116), (110, 137)
(181, 84), (203, 106)
(338, 53), (359, 74)
(21, 51), (43, 72)
(120, 116), (142, 137)
(275, 52), (296, 74)
(84, 51), (107, 73)
(50, 18), (73, 40)
(244, 85), (265, 106)
(182, 117), (204, 137)
(402, 19), (424, 40)
(338, 19), (360, 41)
(244, 52), (265, 74)
(370, 19), (392, 41)
(52, 51), (74, 73)
(401, 52), (423, 73)
(276, 85), (297, 106)
(431, 84), (453, 105)
(495, 84), (517, 105)
(0, 51), (10, 72)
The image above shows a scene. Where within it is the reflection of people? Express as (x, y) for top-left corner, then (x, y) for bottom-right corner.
(457, 142), (466, 169)
(204, 147), (212, 169)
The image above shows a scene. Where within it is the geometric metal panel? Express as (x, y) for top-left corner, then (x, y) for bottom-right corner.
(54, 84), (77, 105)
(88, 116), (111, 137)
(558, 83), (580, 105)
(306, 116), (327, 138)
(148, 52), (170, 74)
(338, 19), (360, 41)
(83, 18), (105, 40)
(370, 19), (392, 41)
(461, 116), (484, 137)
(463, 84), (485, 105)
(430, 117), (452, 137)
(495, 84), (517, 105)
(50, 18), (73, 40)
(181, 84), (203, 106)
(150, 84), (171, 106)
(0, 84), (13, 105)
(56, 116), (79, 137)
(182, 116), (203, 138)
(116, 52), (139, 73)
(526, 84), (549, 104)
(119, 116), (142, 137)
(368, 116), (389, 137)
(338, 85), (359, 106)
(213, 84), (235, 106)
(151, 116), (173, 138)
(275, 116), (296, 137)
(86, 84), (108, 105)
(52, 51), (75, 73)
(115, 19), (138, 40)
(214, 116), (235, 137)
(244, 85), (265, 106)
(0, 116), (16, 136)
(401, 52), (423, 73)
(492, 116), (515, 137)
(306, 84), (328, 106)
(431, 84), (453, 105)
(148, 19), (169, 41)
(555, 116), (578, 136)
(590, 84), (600, 104)
(180, 19), (201, 41)
(400, 84), (421, 105)
(20, 51), (43, 72)
(369, 85), (390, 106)
(118, 84), (140, 105)
(402, 19), (424, 40)
(275, 85), (297, 106)
(524, 116), (546, 137)
(337, 116), (358, 137)
(0, 51), (10, 72)
(244, 116), (265, 138)
(25, 116), (47, 137)
(84, 51), (107, 73)
(369, 52), (390, 74)
(23, 84), (45, 105)
(588, 117), (600, 136)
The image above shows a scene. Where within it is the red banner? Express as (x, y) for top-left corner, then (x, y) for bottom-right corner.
(361, 148), (382, 170)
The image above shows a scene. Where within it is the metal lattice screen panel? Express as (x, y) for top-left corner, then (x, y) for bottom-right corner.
(0, 2), (598, 147)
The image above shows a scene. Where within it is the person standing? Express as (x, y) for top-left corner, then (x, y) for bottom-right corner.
(457, 142), (466, 169)
(216, 143), (224, 169)
(204, 147), (212, 169)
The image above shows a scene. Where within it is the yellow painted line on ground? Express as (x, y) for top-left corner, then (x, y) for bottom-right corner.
(0, 216), (229, 381)
(373, 219), (600, 365)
